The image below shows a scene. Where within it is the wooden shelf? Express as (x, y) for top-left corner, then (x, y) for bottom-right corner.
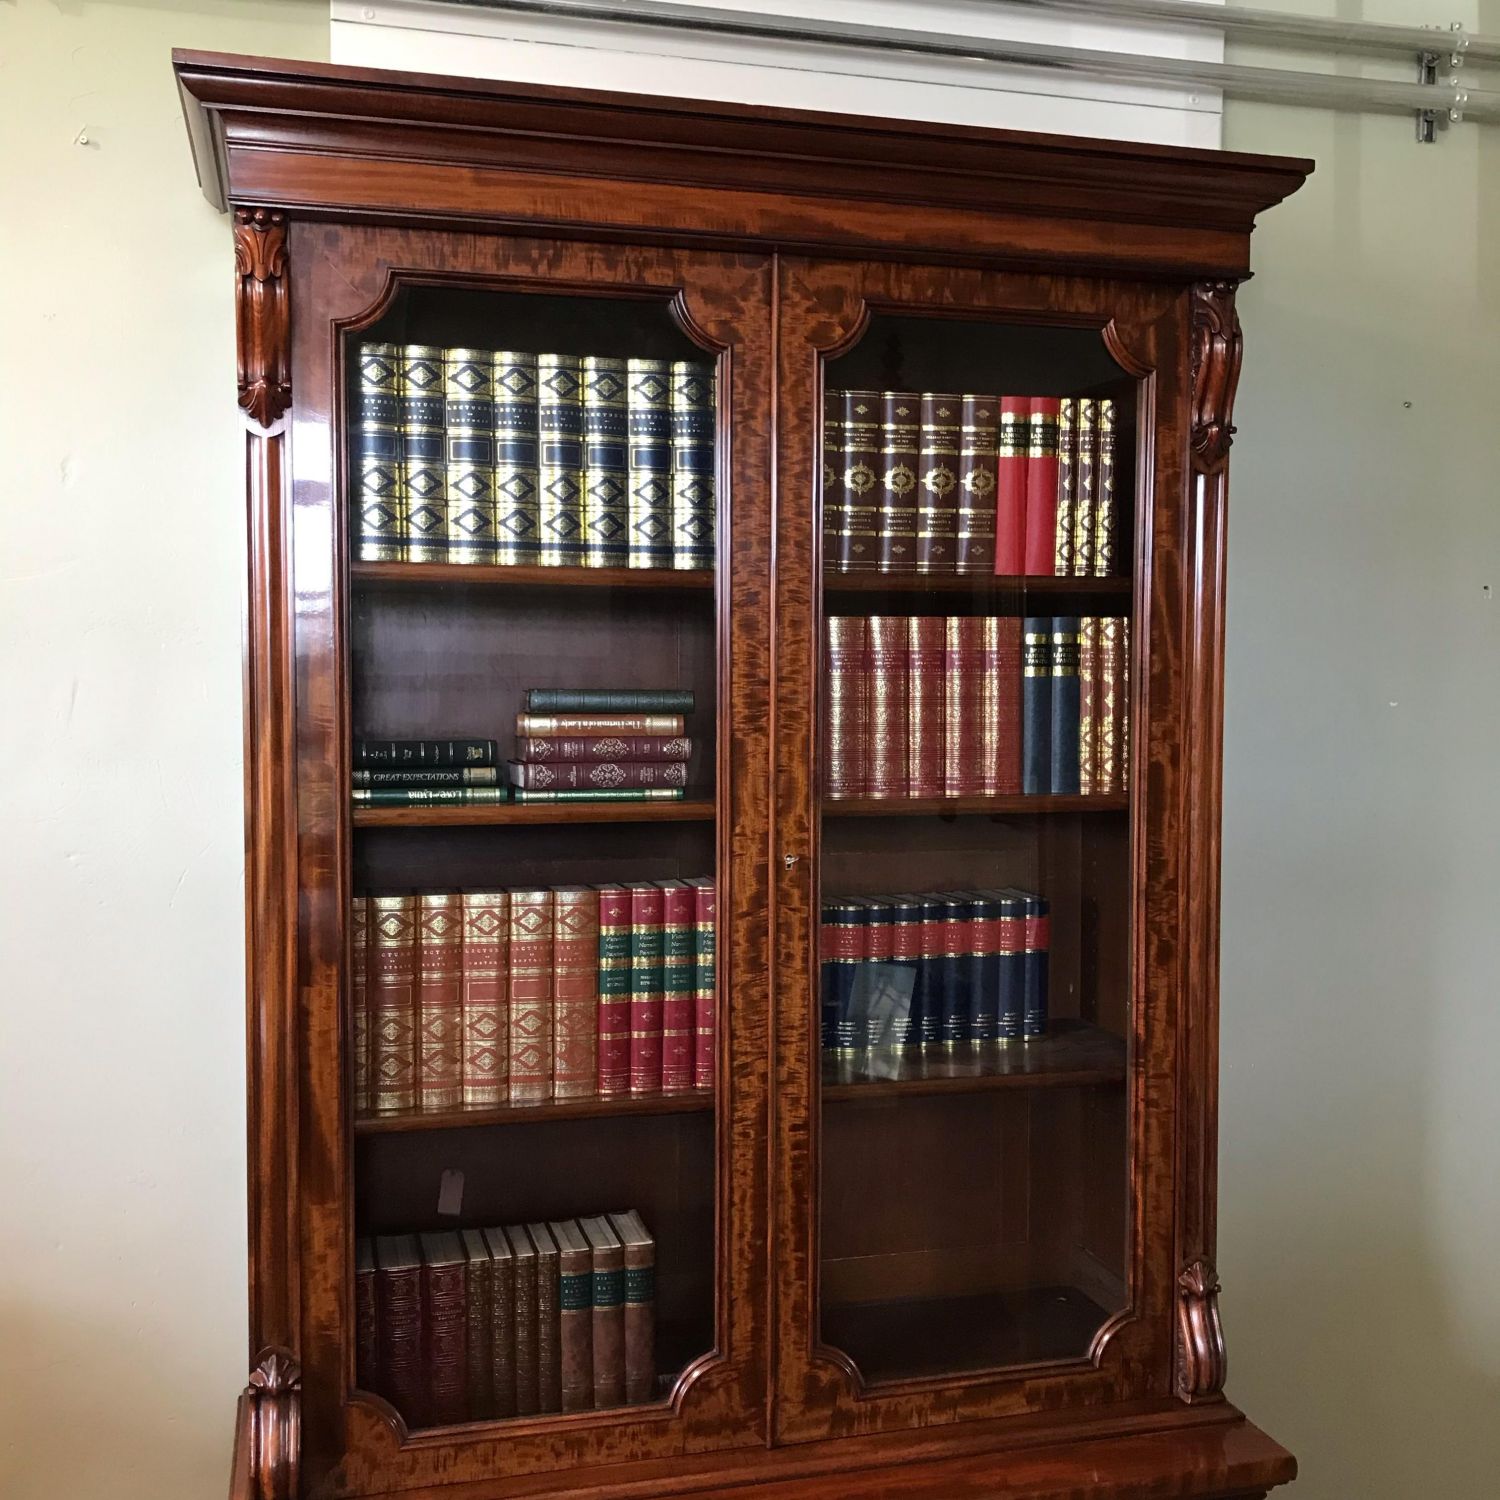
(352, 560), (714, 592)
(352, 798), (717, 827)
(356, 1090), (714, 1135)
(822, 1023), (1126, 1100)
(824, 572), (1131, 600)
(825, 794), (1128, 818)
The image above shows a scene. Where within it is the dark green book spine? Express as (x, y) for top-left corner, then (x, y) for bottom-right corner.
(352, 787), (511, 806)
(353, 738), (497, 768)
(492, 351), (540, 565)
(443, 348), (496, 564)
(626, 358), (673, 569)
(400, 344), (447, 562)
(351, 767), (499, 788)
(355, 342), (405, 561)
(581, 356), (630, 568)
(524, 689), (694, 713)
(537, 353), (584, 567)
(509, 788), (686, 803)
(669, 361), (716, 571)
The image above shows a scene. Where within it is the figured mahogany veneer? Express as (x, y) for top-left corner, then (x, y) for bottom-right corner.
(179, 46), (1309, 1500)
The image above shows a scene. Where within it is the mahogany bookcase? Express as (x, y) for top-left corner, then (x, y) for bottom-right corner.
(175, 49), (1311, 1500)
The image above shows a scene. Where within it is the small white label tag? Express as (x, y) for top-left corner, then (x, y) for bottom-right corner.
(437, 1169), (464, 1217)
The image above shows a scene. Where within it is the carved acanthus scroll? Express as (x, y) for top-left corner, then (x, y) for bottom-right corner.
(1189, 281), (1243, 472)
(232, 1347), (301, 1500)
(234, 207), (291, 428)
(1176, 1259), (1228, 1403)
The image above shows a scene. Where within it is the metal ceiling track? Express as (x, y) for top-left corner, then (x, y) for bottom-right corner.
(444, 0), (1500, 136)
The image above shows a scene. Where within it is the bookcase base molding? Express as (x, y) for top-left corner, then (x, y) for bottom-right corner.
(177, 49), (1310, 1500)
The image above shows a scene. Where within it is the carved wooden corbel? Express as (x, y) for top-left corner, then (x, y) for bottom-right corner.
(1189, 280), (1243, 472)
(1176, 1259), (1228, 1402)
(232, 1347), (301, 1500)
(234, 207), (292, 428)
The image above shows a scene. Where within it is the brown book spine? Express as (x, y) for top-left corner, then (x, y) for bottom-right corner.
(658, 879), (696, 1091)
(508, 890), (554, 1102)
(1078, 616), (1100, 795)
(610, 1213), (657, 1406)
(1071, 398), (1099, 577)
(420, 1236), (468, 1427)
(823, 396), (844, 569)
(865, 615), (909, 799)
(460, 891), (508, 1106)
(916, 393), (962, 573)
(375, 1238), (425, 1425)
(823, 613), (868, 799)
(1094, 398), (1117, 575)
(553, 1222), (595, 1413)
(355, 1241), (378, 1392)
(506, 760), (688, 791)
(515, 713), (685, 737)
(1099, 616), (1129, 793)
(417, 893), (462, 1112)
(984, 615), (1023, 796)
(461, 1230), (493, 1422)
(528, 1223), (562, 1414)
(943, 616), (984, 795)
(552, 886), (599, 1098)
(955, 394), (998, 574)
(370, 896), (418, 1114)
(351, 896), (371, 1117)
(877, 391), (920, 573)
(508, 1226), (539, 1416)
(689, 877), (716, 1091)
(514, 734), (691, 762)
(905, 615), (946, 798)
(483, 1228), (516, 1419)
(838, 389), (881, 572)
(1054, 397), (1079, 575)
(582, 1217), (626, 1409)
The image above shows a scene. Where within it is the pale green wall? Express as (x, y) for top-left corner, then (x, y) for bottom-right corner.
(1, 2), (1495, 1497)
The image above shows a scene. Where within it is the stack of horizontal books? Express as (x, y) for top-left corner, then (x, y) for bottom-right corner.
(352, 738), (507, 807)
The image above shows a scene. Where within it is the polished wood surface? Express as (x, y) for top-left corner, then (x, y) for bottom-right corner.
(355, 1091), (714, 1136)
(182, 49), (1308, 1500)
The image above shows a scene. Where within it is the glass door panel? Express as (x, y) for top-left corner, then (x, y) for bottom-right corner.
(818, 313), (1135, 1386)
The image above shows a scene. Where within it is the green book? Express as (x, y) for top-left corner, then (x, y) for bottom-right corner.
(443, 348), (496, 564)
(508, 788), (686, 803)
(492, 351), (540, 565)
(537, 352), (585, 567)
(581, 356), (630, 568)
(400, 343), (447, 562)
(355, 342), (405, 561)
(626, 358), (673, 569)
(669, 361), (716, 571)
(351, 786), (511, 807)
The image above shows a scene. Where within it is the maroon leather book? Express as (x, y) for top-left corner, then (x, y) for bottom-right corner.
(943, 616), (985, 795)
(877, 391), (920, 573)
(550, 1218), (594, 1413)
(687, 876), (716, 1091)
(982, 615), (1023, 796)
(955, 394), (998, 574)
(917, 393), (962, 573)
(514, 734), (691, 762)
(508, 890), (554, 1103)
(608, 1209), (657, 1406)
(657, 879), (696, 1092)
(526, 1222), (562, 1414)
(580, 1215), (626, 1408)
(595, 883), (632, 1096)
(626, 882), (666, 1094)
(369, 895), (417, 1115)
(552, 886), (600, 1099)
(994, 395), (1028, 575)
(355, 1239), (378, 1392)
(416, 892), (462, 1113)
(837, 389), (881, 572)
(905, 615), (946, 798)
(824, 614), (869, 799)
(374, 1234), (425, 1425)
(1024, 397), (1062, 575)
(419, 1232), (468, 1427)
(507, 760), (689, 791)
(865, 615), (909, 799)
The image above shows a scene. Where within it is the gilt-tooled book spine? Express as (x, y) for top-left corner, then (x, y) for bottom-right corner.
(670, 361), (716, 570)
(1071, 399), (1099, 577)
(526, 687), (695, 713)
(657, 880), (696, 1092)
(526, 1222), (562, 1414)
(515, 734), (690, 763)
(551, 1219), (595, 1413)
(443, 348), (496, 564)
(400, 344), (447, 563)
(516, 713), (684, 737)
(507, 761), (688, 792)
(943, 616), (984, 796)
(461, 892), (508, 1107)
(1021, 618), (1053, 796)
(866, 615), (909, 800)
(537, 353), (585, 568)
(482, 1227), (516, 1419)
(374, 1235), (425, 1425)
(823, 614), (868, 800)
(370, 895), (417, 1114)
(1049, 617), (1082, 796)
(626, 358), (673, 569)
(1053, 397), (1079, 576)
(877, 391), (920, 574)
(351, 896), (371, 1117)
(1098, 616), (1128, 794)
(492, 351), (540, 565)
(355, 1240), (378, 1392)
(354, 738), (496, 768)
(580, 1215), (626, 1409)
(968, 892), (1003, 1042)
(905, 615), (946, 798)
(993, 395), (1028, 576)
(460, 1229), (494, 1422)
(994, 890), (1025, 1043)
(980, 615), (1023, 797)
(352, 766), (498, 787)
(355, 342), (405, 561)
(510, 788), (684, 803)
(1094, 398), (1117, 576)
(506, 1226), (540, 1417)
(838, 390), (881, 573)
(508, 890), (554, 1103)
(955, 394), (999, 575)
(687, 877), (716, 1090)
(822, 398), (843, 568)
(352, 788), (508, 807)
(917, 393), (962, 573)
(417, 893), (463, 1112)
(581, 355), (630, 569)
(1023, 397), (1061, 576)
(596, 884), (631, 1097)
(1020, 893), (1051, 1039)
(938, 894), (971, 1045)
(412, 1256), (462, 1413)
(626, 883), (666, 1094)
(551, 887), (599, 1100)
(608, 1210), (657, 1406)
(1078, 617), (1100, 796)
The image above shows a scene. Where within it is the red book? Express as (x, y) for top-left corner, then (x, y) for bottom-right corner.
(460, 892), (508, 1106)
(865, 615), (908, 799)
(417, 893), (463, 1113)
(507, 760), (689, 791)
(904, 615), (946, 798)
(1023, 397), (1062, 574)
(994, 395), (1028, 575)
(955, 394), (998, 574)
(687, 877), (716, 1091)
(595, 884), (631, 1096)
(552, 887), (600, 1098)
(626, 883), (665, 1094)
(981, 616), (1023, 796)
(508, 889), (554, 1102)
(514, 734), (691, 762)
(943, 616), (984, 796)
(374, 1234), (425, 1424)
(657, 880), (696, 1092)
(369, 895), (417, 1115)
(823, 614), (868, 799)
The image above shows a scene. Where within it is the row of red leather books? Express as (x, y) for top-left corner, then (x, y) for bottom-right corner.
(356, 1210), (655, 1429)
(825, 391), (1117, 577)
(352, 881), (716, 1116)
